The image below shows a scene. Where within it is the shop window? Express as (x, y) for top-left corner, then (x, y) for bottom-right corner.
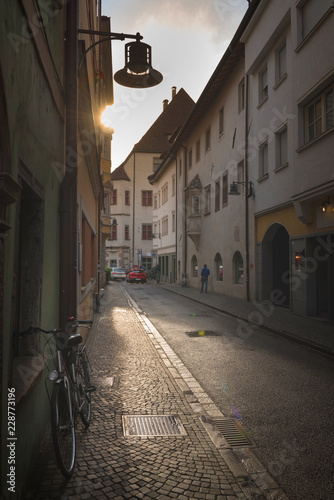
(191, 255), (198, 278)
(233, 251), (243, 285)
(215, 253), (223, 281)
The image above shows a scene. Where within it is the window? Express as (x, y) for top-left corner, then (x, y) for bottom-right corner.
(191, 255), (198, 278)
(111, 222), (117, 241)
(111, 189), (117, 205)
(205, 185), (211, 214)
(215, 179), (220, 212)
(103, 193), (109, 215)
(162, 184), (168, 204)
(276, 40), (286, 83)
(304, 85), (333, 143)
(125, 225), (130, 240)
(276, 126), (288, 169)
(125, 190), (130, 206)
(82, 214), (97, 284)
(300, 0), (332, 41)
(205, 126), (211, 152)
(154, 195), (158, 209)
(237, 160), (245, 193)
(162, 217), (168, 236)
(233, 251), (243, 285)
(238, 79), (245, 113)
(179, 157), (182, 177)
(195, 139), (200, 162)
(142, 224), (152, 240)
(219, 106), (224, 136)
(172, 212), (175, 232)
(142, 257), (152, 271)
(103, 134), (111, 160)
(259, 65), (268, 102)
(188, 148), (193, 169)
(222, 172), (228, 208)
(259, 140), (269, 178)
(192, 195), (200, 216)
(153, 157), (162, 172)
(215, 253), (223, 282)
(172, 175), (175, 196)
(142, 190), (152, 206)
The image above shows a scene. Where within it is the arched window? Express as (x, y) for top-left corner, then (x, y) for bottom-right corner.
(214, 253), (223, 281)
(233, 251), (243, 285)
(191, 255), (198, 278)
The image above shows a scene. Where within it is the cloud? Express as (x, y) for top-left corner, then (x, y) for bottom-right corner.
(107, 0), (248, 44)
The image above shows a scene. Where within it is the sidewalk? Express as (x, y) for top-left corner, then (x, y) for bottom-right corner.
(160, 283), (334, 358)
(25, 283), (289, 500)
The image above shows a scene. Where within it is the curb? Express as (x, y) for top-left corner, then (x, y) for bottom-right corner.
(160, 285), (334, 359)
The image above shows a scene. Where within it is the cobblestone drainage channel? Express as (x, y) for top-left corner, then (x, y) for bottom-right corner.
(122, 414), (187, 437)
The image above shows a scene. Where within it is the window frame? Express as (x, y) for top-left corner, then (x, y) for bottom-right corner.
(259, 139), (269, 179)
(125, 190), (130, 206)
(304, 84), (334, 143)
(142, 190), (153, 207)
(219, 106), (224, 137)
(215, 179), (220, 212)
(142, 224), (152, 240)
(259, 64), (268, 103)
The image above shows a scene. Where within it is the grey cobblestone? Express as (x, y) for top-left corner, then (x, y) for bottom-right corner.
(26, 284), (252, 499)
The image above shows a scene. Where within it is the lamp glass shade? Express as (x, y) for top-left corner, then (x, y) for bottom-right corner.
(114, 39), (163, 88)
(228, 183), (240, 195)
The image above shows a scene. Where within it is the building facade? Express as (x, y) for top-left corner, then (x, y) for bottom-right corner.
(107, 87), (194, 273)
(0, 2), (112, 496)
(150, 0), (334, 319)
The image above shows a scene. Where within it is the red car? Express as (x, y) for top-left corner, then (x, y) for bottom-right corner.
(127, 268), (147, 284)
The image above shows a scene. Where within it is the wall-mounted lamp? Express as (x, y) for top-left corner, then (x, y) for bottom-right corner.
(114, 34), (163, 88)
(228, 181), (255, 199)
(151, 233), (161, 239)
(78, 30), (163, 89)
(320, 198), (330, 212)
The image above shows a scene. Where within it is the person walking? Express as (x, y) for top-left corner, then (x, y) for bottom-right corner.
(200, 264), (210, 293)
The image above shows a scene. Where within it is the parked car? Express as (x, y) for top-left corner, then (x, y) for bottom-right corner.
(110, 267), (127, 280)
(127, 268), (147, 284)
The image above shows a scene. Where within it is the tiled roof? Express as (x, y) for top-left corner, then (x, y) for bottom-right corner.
(133, 88), (195, 155)
(110, 163), (130, 181)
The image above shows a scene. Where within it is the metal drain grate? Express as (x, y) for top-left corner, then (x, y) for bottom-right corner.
(185, 330), (220, 337)
(212, 418), (253, 448)
(122, 415), (187, 437)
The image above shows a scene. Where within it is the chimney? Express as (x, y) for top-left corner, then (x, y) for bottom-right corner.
(172, 86), (177, 99)
(163, 99), (168, 111)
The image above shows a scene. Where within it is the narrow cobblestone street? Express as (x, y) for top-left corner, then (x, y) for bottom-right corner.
(26, 284), (258, 499)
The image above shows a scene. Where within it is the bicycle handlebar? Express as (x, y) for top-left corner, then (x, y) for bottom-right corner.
(20, 319), (93, 337)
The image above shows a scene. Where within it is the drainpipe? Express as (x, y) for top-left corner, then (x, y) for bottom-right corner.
(180, 145), (188, 275)
(245, 73), (250, 302)
(60, 0), (78, 325)
(132, 153), (136, 268)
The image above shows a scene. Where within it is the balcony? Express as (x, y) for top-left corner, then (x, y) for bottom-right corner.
(186, 215), (201, 249)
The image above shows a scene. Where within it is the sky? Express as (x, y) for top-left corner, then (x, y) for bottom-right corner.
(101, 0), (249, 170)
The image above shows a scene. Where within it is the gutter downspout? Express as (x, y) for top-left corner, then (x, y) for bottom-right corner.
(132, 153), (136, 268)
(60, 0), (78, 324)
(180, 145), (188, 276)
(96, 0), (102, 312)
(245, 73), (250, 302)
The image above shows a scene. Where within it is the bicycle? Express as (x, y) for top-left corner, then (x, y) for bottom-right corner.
(181, 273), (188, 287)
(147, 269), (160, 283)
(20, 318), (95, 477)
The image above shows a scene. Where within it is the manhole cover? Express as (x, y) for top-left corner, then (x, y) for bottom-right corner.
(122, 415), (187, 437)
(185, 330), (220, 337)
(212, 418), (253, 448)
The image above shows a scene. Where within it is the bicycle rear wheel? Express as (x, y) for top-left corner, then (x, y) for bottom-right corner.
(51, 381), (75, 477)
(77, 353), (92, 427)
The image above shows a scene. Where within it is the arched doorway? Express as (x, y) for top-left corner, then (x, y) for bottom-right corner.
(262, 224), (290, 307)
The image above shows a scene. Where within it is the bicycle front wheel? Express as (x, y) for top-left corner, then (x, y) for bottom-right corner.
(51, 381), (75, 477)
(77, 353), (92, 427)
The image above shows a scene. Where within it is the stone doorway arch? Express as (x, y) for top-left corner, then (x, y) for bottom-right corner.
(262, 223), (290, 307)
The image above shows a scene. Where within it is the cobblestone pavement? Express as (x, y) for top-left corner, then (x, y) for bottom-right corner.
(25, 284), (288, 500)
